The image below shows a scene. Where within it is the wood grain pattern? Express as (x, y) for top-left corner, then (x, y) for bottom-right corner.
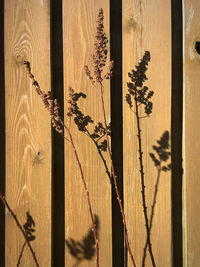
(183, 1), (200, 266)
(62, 1), (112, 266)
(5, 0), (51, 266)
(123, 1), (172, 266)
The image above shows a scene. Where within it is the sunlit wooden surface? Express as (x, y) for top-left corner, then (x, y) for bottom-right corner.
(5, 0), (51, 266)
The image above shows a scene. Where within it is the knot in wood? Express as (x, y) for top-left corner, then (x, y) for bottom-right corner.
(36, 151), (44, 161)
(16, 53), (25, 63)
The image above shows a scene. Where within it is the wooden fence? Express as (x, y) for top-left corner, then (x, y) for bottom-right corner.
(0, 0), (199, 266)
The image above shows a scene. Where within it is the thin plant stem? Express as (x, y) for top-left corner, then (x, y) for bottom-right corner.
(61, 122), (99, 267)
(17, 241), (26, 267)
(99, 83), (137, 267)
(84, 128), (111, 183)
(24, 62), (99, 267)
(134, 97), (156, 267)
(85, 7), (136, 264)
(142, 167), (161, 267)
(0, 192), (39, 267)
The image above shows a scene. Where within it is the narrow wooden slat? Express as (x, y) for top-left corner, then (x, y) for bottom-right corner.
(0, 0), (5, 265)
(5, 1), (51, 266)
(123, 1), (172, 266)
(63, 1), (112, 266)
(183, 1), (200, 266)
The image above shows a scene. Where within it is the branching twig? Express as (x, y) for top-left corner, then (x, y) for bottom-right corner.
(84, 8), (137, 267)
(100, 83), (137, 267)
(0, 192), (39, 267)
(67, 90), (112, 183)
(61, 121), (99, 267)
(24, 62), (99, 267)
(85, 128), (111, 182)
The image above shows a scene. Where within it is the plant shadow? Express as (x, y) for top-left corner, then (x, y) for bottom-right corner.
(126, 51), (156, 266)
(142, 131), (171, 267)
(65, 215), (100, 267)
(68, 91), (112, 184)
(125, 52), (171, 267)
(17, 211), (36, 266)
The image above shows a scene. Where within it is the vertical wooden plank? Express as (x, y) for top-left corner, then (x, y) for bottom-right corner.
(5, 1), (51, 266)
(183, 1), (200, 266)
(123, 1), (172, 266)
(0, 0), (5, 266)
(63, 1), (112, 266)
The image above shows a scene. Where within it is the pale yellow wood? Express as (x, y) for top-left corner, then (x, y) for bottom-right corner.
(123, 1), (172, 266)
(5, 0), (51, 266)
(183, 1), (200, 266)
(63, 1), (112, 266)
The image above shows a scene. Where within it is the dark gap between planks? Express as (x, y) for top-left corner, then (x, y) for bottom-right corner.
(50, 0), (65, 266)
(110, 1), (125, 266)
(171, 0), (183, 265)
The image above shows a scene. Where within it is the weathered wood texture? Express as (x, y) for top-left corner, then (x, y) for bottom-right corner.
(123, 1), (172, 266)
(4, 0), (51, 266)
(63, 1), (112, 266)
(183, 0), (200, 266)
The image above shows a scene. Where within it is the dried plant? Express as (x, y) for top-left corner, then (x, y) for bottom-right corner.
(125, 51), (156, 267)
(84, 8), (137, 267)
(0, 193), (39, 266)
(24, 61), (62, 134)
(65, 90), (112, 183)
(24, 62), (99, 267)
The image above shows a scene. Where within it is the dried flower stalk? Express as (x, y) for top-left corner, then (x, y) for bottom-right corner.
(24, 62), (99, 267)
(85, 8), (137, 267)
(0, 192), (39, 267)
